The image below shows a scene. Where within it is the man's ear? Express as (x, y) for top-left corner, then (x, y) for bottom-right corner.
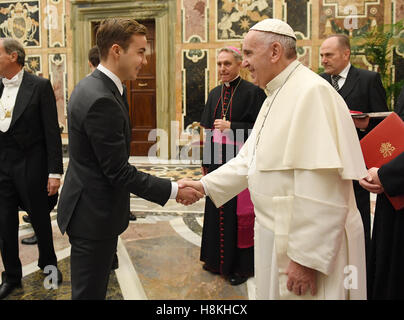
(270, 42), (283, 63)
(110, 44), (121, 58)
(10, 51), (18, 63)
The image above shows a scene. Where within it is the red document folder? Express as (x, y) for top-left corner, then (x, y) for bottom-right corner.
(360, 112), (404, 210)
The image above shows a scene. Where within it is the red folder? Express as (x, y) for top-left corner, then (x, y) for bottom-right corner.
(360, 112), (404, 210)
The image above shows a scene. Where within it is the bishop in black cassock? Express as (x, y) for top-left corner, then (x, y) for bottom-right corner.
(360, 151), (404, 299)
(200, 73), (266, 285)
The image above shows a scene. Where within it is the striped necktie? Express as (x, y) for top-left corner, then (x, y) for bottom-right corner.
(331, 75), (341, 91)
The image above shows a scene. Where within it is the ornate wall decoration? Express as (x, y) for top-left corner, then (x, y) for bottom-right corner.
(284, 0), (311, 39)
(45, 0), (66, 48)
(182, 0), (208, 43)
(320, 0), (384, 38)
(49, 53), (67, 132)
(297, 46), (312, 68)
(25, 54), (41, 75)
(217, 0), (273, 40)
(182, 49), (208, 129)
(0, 1), (40, 47)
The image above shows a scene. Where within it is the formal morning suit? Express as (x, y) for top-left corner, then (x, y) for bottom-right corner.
(0, 71), (63, 284)
(320, 65), (388, 263)
(57, 68), (172, 299)
(199, 76), (266, 277)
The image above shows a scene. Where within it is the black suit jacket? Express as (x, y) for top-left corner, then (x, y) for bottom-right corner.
(320, 65), (388, 139)
(0, 71), (63, 211)
(0, 71), (63, 171)
(57, 69), (172, 240)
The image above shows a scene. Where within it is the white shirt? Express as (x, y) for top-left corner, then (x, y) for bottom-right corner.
(0, 68), (24, 133)
(97, 64), (124, 95)
(335, 62), (351, 89)
(96, 64), (178, 199)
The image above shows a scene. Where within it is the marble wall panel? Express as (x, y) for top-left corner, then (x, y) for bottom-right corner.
(284, 0), (311, 39)
(25, 54), (42, 75)
(45, 0), (66, 47)
(394, 0), (404, 21)
(0, 1), (41, 47)
(182, 0), (208, 42)
(182, 49), (208, 129)
(217, 0), (273, 40)
(49, 53), (67, 132)
(320, 0), (384, 38)
(297, 46), (312, 68)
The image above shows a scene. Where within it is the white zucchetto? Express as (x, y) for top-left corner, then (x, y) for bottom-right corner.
(250, 18), (297, 40)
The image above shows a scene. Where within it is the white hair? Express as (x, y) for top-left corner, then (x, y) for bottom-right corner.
(254, 31), (297, 59)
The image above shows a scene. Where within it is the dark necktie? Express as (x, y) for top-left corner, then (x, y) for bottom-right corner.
(331, 75), (341, 91)
(122, 86), (129, 112)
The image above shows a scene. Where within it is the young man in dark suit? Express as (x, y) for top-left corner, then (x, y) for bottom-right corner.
(0, 38), (63, 299)
(57, 18), (203, 300)
(320, 34), (388, 264)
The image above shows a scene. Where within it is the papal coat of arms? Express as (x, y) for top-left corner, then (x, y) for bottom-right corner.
(380, 142), (395, 158)
(0, 1), (40, 47)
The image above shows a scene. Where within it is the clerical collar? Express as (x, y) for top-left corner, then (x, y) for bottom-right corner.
(223, 75), (240, 88)
(97, 64), (123, 95)
(265, 60), (301, 96)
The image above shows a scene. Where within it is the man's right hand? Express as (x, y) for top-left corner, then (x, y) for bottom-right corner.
(176, 179), (205, 205)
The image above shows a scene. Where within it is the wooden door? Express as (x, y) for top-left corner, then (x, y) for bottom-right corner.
(124, 20), (156, 156)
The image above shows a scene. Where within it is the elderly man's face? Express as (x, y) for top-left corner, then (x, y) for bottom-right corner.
(0, 40), (14, 77)
(320, 37), (350, 75)
(241, 31), (274, 89)
(217, 51), (241, 83)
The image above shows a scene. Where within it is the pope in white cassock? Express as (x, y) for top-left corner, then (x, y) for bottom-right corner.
(178, 19), (368, 300)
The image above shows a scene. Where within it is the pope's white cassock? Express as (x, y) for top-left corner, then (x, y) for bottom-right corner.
(201, 59), (368, 300)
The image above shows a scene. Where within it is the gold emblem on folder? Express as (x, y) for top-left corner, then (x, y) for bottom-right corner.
(380, 142), (395, 158)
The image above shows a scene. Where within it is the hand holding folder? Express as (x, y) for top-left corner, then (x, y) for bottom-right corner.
(360, 112), (404, 210)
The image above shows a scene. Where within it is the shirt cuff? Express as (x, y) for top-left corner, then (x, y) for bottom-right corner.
(170, 182), (178, 199)
(200, 179), (209, 196)
(49, 173), (62, 179)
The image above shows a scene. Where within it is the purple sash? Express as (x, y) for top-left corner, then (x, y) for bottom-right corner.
(236, 188), (255, 248)
(212, 129), (243, 147)
(212, 129), (254, 248)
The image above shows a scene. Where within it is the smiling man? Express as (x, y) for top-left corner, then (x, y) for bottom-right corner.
(199, 47), (266, 285)
(57, 18), (203, 300)
(180, 19), (369, 299)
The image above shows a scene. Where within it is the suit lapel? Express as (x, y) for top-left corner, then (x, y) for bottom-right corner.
(92, 69), (131, 149)
(10, 71), (35, 128)
(338, 65), (359, 100)
(322, 73), (332, 84)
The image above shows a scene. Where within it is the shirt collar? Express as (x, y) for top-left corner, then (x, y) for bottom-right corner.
(265, 59), (301, 96)
(97, 64), (123, 95)
(2, 68), (24, 88)
(338, 62), (351, 79)
(223, 75), (240, 87)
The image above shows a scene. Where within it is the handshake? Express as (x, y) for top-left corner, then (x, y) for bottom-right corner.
(175, 179), (206, 206)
